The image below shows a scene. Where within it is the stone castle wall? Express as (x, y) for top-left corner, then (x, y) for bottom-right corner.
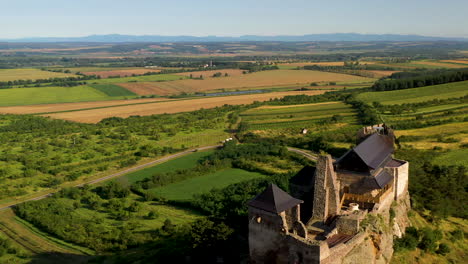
(395, 161), (409, 200)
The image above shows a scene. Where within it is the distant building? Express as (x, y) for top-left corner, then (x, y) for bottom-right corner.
(248, 125), (410, 263)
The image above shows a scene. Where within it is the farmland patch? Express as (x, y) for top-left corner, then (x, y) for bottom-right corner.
(83, 68), (161, 78)
(118, 70), (374, 96)
(0, 86), (114, 106)
(357, 81), (468, 105)
(89, 84), (136, 97)
(0, 69), (77, 82)
(44, 90), (330, 123)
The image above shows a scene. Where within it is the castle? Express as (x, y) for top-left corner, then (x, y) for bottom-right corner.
(247, 125), (410, 264)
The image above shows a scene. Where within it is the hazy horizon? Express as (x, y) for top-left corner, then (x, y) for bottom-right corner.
(2, 0), (468, 39)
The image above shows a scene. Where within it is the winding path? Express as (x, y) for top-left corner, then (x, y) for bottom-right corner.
(0, 145), (221, 211)
(0, 145), (317, 211)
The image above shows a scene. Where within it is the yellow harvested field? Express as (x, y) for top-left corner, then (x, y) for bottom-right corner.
(83, 68), (161, 78)
(118, 70), (374, 96)
(279, 62), (344, 67)
(175, 69), (245, 77)
(45, 90), (330, 123)
(278, 61), (375, 67)
(440, 60), (468, 65)
(414, 61), (466, 68)
(0, 68), (77, 82)
(0, 98), (172, 114)
(363, 70), (398, 77)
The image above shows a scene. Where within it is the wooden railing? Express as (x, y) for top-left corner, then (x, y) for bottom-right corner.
(341, 184), (393, 207)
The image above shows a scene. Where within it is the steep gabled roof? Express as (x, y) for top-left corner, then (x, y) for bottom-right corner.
(248, 184), (303, 214)
(374, 169), (394, 188)
(352, 133), (394, 170)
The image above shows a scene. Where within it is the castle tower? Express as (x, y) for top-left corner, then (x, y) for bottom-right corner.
(247, 184), (307, 263)
(311, 155), (341, 222)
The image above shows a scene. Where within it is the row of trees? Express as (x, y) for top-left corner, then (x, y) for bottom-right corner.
(0, 75), (99, 89)
(372, 69), (468, 91)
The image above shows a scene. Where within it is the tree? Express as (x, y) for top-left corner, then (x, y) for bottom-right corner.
(189, 218), (233, 250)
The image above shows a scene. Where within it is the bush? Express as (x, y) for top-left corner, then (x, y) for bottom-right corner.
(147, 210), (158, 219)
(436, 243), (450, 255)
(450, 229), (464, 240)
(418, 228), (442, 252)
(394, 227), (420, 252)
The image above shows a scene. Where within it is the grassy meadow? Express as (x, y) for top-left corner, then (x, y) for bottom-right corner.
(148, 168), (266, 201)
(121, 150), (215, 184)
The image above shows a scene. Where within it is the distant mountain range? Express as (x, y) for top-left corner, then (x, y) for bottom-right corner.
(1, 33), (467, 43)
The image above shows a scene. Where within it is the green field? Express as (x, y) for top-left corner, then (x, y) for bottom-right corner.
(122, 150), (214, 184)
(0, 68), (77, 82)
(91, 74), (183, 84)
(432, 149), (468, 166)
(67, 196), (200, 229)
(89, 84), (136, 97)
(0, 86), (119, 106)
(240, 101), (356, 131)
(357, 81), (468, 105)
(149, 168), (266, 201)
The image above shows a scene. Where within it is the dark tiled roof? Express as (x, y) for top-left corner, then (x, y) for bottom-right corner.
(374, 170), (394, 188)
(385, 159), (406, 168)
(248, 184), (303, 214)
(353, 133), (394, 170)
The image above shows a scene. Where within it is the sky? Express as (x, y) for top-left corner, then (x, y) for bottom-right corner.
(1, 0), (467, 39)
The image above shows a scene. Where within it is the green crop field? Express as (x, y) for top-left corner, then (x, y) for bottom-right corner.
(149, 168), (266, 201)
(91, 74), (183, 84)
(413, 103), (468, 114)
(0, 69), (77, 82)
(357, 81), (468, 105)
(89, 84), (136, 97)
(240, 101), (356, 131)
(0, 86), (118, 106)
(122, 150), (214, 184)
